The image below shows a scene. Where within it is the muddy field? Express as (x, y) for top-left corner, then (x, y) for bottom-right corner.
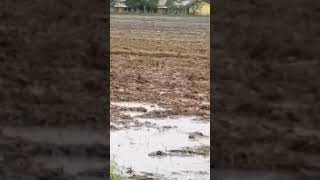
(110, 15), (210, 179)
(0, 0), (107, 179)
(111, 15), (210, 118)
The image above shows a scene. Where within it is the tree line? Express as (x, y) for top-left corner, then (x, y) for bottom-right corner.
(126, 0), (159, 13)
(110, 0), (159, 13)
(111, 0), (210, 14)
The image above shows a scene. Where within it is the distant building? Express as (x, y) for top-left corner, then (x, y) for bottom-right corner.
(158, 0), (196, 15)
(111, 0), (210, 16)
(158, 0), (168, 14)
(170, 0), (196, 15)
(113, 0), (128, 13)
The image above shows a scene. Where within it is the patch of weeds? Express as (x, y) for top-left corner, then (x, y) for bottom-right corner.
(110, 161), (123, 180)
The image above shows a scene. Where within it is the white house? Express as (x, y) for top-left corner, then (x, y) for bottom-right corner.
(112, 0), (128, 13)
(158, 0), (168, 14)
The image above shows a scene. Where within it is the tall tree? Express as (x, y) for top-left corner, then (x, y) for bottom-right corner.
(165, 0), (175, 7)
(145, 0), (159, 13)
(110, 0), (116, 7)
(165, 0), (177, 14)
(146, 0), (159, 9)
(125, 0), (143, 11)
(126, 0), (160, 13)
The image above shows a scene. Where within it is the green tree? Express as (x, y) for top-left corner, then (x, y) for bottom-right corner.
(165, 0), (177, 14)
(146, 0), (159, 9)
(110, 0), (115, 7)
(144, 0), (159, 13)
(126, 0), (160, 13)
(165, 0), (176, 8)
(125, 0), (143, 12)
(140, 0), (147, 13)
(125, 0), (141, 9)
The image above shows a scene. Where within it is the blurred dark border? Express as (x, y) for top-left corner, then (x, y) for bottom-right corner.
(106, 0), (111, 177)
(0, 0), (109, 179)
(211, 0), (319, 179)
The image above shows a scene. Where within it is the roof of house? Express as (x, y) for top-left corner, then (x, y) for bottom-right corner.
(114, 3), (127, 8)
(114, 0), (127, 8)
(176, 0), (195, 6)
(163, 0), (197, 8)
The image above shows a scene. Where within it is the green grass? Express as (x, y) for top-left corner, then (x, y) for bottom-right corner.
(110, 161), (122, 180)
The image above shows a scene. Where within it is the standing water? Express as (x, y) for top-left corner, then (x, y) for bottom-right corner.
(111, 102), (210, 179)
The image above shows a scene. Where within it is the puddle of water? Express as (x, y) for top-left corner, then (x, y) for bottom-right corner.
(120, 111), (145, 117)
(111, 102), (165, 113)
(137, 116), (210, 137)
(111, 104), (210, 180)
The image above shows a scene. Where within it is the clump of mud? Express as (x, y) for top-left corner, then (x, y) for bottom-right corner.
(148, 146), (210, 157)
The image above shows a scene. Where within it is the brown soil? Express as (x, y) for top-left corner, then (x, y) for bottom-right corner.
(110, 15), (210, 119)
(0, 0), (107, 179)
(213, 0), (320, 174)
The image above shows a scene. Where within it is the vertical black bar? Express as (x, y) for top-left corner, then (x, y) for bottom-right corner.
(106, 0), (111, 178)
(211, 0), (320, 179)
(210, 0), (214, 179)
(1, 0), (109, 179)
